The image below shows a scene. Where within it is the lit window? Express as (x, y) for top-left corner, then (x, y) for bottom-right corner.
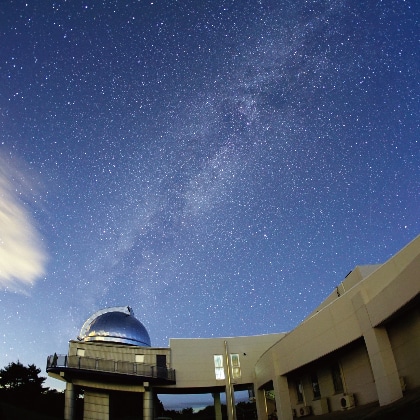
(76, 348), (85, 357)
(135, 354), (145, 363)
(230, 354), (241, 379)
(214, 355), (225, 380)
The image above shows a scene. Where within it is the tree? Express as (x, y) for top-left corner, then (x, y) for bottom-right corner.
(0, 361), (68, 418)
(0, 361), (47, 395)
(180, 407), (194, 419)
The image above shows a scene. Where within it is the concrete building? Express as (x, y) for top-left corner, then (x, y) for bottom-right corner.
(47, 234), (420, 419)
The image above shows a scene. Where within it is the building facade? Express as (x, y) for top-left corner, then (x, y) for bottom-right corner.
(47, 234), (420, 419)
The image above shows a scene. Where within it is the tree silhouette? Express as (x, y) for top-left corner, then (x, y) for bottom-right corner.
(181, 407), (194, 418)
(0, 361), (47, 396)
(0, 361), (67, 418)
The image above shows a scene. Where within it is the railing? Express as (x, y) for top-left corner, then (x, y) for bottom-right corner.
(47, 354), (175, 382)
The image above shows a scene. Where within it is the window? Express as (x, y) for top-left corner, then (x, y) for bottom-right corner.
(331, 363), (344, 393)
(135, 354), (145, 363)
(230, 354), (241, 379)
(76, 348), (85, 357)
(214, 355), (225, 380)
(296, 381), (304, 403)
(311, 373), (321, 399)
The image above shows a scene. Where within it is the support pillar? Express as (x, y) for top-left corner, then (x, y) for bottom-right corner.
(84, 390), (109, 420)
(64, 382), (75, 420)
(273, 375), (292, 420)
(143, 384), (154, 420)
(353, 291), (403, 405)
(213, 392), (222, 420)
(255, 388), (268, 420)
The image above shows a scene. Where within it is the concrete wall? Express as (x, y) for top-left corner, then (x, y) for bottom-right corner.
(255, 286), (364, 390)
(84, 390), (109, 420)
(339, 342), (377, 407)
(388, 304), (420, 390)
(286, 340), (377, 414)
(254, 235), (420, 418)
(68, 341), (171, 367)
(168, 334), (285, 390)
(305, 265), (381, 318)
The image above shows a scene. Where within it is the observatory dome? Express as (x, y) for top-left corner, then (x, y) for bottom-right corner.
(78, 306), (151, 347)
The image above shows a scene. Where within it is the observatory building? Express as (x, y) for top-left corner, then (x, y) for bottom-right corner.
(48, 235), (420, 420)
(47, 306), (175, 419)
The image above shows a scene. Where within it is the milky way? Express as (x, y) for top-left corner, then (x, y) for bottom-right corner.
(1, 0), (419, 407)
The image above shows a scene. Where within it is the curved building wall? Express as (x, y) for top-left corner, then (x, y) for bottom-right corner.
(68, 340), (170, 366)
(387, 302), (420, 390)
(166, 334), (285, 392)
(254, 235), (420, 419)
(256, 235), (420, 386)
(255, 267), (367, 390)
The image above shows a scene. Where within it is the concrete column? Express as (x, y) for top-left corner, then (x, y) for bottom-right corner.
(353, 291), (403, 406)
(84, 390), (109, 420)
(255, 388), (267, 420)
(143, 386), (154, 420)
(273, 375), (293, 420)
(64, 382), (75, 420)
(213, 392), (222, 420)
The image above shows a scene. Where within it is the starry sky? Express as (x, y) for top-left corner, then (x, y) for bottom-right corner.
(0, 0), (419, 409)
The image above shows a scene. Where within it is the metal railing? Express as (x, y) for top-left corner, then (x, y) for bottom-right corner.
(47, 354), (175, 382)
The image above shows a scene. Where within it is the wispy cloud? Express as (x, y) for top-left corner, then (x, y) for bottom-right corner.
(0, 155), (48, 292)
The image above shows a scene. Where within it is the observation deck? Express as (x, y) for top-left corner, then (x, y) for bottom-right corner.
(46, 354), (176, 385)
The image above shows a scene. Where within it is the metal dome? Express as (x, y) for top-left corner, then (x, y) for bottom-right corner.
(78, 306), (151, 346)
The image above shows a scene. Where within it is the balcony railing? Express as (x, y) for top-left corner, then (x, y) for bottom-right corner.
(47, 354), (175, 382)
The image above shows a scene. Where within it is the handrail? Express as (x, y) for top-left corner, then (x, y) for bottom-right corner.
(46, 354), (175, 382)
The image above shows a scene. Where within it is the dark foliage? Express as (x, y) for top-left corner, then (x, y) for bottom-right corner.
(0, 361), (47, 395)
(0, 361), (64, 419)
(236, 401), (258, 420)
(160, 401), (256, 420)
(0, 361), (258, 419)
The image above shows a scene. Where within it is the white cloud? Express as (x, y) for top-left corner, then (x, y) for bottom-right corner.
(0, 157), (48, 292)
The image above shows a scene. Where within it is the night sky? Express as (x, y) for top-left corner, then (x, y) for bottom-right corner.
(1, 0), (419, 410)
